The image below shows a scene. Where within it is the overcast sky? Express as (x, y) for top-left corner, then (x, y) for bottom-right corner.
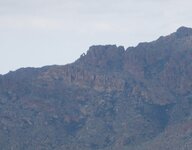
(0, 0), (192, 74)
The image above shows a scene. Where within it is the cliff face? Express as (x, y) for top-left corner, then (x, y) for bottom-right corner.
(0, 27), (192, 150)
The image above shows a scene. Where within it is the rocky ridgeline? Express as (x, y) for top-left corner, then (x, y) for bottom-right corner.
(38, 27), (192, 96)
(1, 27), (192, 150)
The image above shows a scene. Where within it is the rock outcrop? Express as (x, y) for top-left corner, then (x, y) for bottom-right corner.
(0, 26), (192, 150)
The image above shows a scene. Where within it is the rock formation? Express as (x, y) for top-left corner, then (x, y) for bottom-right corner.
(0, 27), (192, 150)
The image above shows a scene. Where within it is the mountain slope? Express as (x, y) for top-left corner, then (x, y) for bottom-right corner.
(0, 26), (192, 150)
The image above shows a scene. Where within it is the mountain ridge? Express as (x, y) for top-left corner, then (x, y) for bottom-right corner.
(0, 26), (192, 149)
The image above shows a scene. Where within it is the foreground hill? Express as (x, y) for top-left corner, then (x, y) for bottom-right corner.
(0, 26), (192, 150)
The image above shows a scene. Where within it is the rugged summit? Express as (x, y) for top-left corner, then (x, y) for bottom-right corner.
(0, 27), (192, 150)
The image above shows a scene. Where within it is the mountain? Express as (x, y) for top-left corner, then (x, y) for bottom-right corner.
(0, 26), (192, 150)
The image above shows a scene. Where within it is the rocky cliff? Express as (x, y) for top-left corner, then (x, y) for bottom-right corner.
(0, 27), (192, 150)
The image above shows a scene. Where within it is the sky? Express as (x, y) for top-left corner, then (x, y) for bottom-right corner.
(0, 0), (192, 74)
